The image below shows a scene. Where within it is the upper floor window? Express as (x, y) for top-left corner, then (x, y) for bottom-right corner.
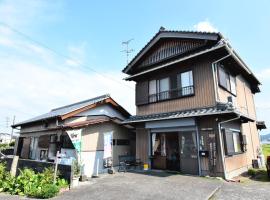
(177, 70), (194, 96)
(148, 70), (194, 103)
(149, 77), (170, 102)
(218, 65), (237, 95)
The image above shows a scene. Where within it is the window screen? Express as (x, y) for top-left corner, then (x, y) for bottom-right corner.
(218, 66), (229, 90)
(218, 65), (237, 95)
(223, 129), (243, 155)
(149, 80), (157, 95)
(158, 77), (170, 100)
(177, 70), (194, 96)
(230, 75), (237, 95)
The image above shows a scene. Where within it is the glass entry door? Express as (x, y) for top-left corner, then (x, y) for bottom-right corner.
(179, 131), (198, 175)
(151, 132), (180, 171)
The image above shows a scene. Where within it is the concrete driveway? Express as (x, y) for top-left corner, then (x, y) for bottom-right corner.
(56, 171), (222, 200)
(211, 181), (270, 200)
(0, 171), (269, 200)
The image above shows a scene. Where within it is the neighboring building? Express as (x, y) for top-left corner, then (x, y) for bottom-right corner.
(0, 132), (11, 144)
(12, 94), (134, 177)
(122, 27), (265, 179)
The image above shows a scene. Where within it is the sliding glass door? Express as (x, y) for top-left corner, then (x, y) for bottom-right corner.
(179, 131), (198, 175)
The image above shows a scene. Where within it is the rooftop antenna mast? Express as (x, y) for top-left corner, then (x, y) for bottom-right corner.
(121, 39), (134, 65)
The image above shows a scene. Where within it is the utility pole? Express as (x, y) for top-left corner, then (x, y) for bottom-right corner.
(10, 116), (15, 143)
(5, 117), (10, 129)
(121, 39), (134, 65)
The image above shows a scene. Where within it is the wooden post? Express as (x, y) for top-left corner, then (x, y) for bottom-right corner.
(53, 151), (60, 184)
(10, 156), (19, 177)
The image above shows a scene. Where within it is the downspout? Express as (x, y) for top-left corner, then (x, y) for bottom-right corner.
(217, 115), (241, 180)
(211, 53), (233, 179)
(195, 120), (201, 176)
(211, 54), (232, 102)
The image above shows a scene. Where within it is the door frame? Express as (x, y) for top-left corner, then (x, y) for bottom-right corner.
(150, 126), (200, 174)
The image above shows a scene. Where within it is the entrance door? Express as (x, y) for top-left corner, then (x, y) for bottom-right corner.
(179, 131), (198, 175)
(151, 132), (180, 171)
(166, 133), (180, 171)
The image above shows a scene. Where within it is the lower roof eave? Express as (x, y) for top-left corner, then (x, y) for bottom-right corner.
(122, 110), (238, 124)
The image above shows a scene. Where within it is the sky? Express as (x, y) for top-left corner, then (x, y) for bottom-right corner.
(0, 0), (269, 135)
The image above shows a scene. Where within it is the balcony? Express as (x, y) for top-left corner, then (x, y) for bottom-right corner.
(149, 86), (194, 103)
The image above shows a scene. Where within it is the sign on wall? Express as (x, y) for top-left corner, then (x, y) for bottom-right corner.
(103, 131), (113, 159)
(67, 129), (82, 153)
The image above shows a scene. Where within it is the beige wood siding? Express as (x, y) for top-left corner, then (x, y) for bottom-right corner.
(218, 74), (260, 175)
(198, 117), (224, 176)
(136, 128), (149, 164)
(222, 121), (260, 175)
(136, 59), (216, 115)
(218, 75), (256, 119)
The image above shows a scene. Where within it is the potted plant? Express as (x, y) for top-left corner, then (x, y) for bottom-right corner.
(71, 160), (80, 188)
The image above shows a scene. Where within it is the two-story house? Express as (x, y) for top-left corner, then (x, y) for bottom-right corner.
(123, 27), (264, 179)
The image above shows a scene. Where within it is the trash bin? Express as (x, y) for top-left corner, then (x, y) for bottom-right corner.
(143, 163), (149, 170)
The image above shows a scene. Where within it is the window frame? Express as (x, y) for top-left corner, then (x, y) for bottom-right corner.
(217, 64), (237, 96)
(222, 128), (244, 156)
(147, 70), (195, 104)
(177, 70), (194, 96)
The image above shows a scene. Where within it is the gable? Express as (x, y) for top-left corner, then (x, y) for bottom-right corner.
(74, 104), (127, 120)
(123, 30), (221, 75)
(136, 38), (207, 70)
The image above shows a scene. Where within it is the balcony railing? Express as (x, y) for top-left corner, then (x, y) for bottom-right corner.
(149, 86), (194, 103)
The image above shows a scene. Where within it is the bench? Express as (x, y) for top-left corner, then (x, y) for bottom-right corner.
(118, 155), (142, 172)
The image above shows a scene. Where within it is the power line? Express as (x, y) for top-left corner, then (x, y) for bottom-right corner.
(0, 22), (134, 90)
(0, 106), (32, 117)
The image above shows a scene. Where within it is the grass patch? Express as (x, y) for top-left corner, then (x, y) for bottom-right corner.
(247, 168), (269, 182)
(262, 144), (270, 161)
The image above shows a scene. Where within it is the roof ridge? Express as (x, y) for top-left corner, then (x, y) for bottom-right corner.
(160, 29), (219, 34)
(51, 94), (110, 111)
(122, 28), (222, 74)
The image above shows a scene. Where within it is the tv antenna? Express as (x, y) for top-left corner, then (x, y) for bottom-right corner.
(121, 39), (134, 65)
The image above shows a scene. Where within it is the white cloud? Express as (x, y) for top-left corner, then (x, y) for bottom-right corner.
(193, 20), (218, 33)
(0, 0), (64, 29)
(256, 68), (270, 81)
(0, 0), (135, 133)
(65, 42), (87, 67)
(0, 46), (135, 132)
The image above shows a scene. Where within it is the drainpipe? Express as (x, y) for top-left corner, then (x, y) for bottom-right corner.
(211, 54), (232, 102)
(217, 115), (241, 180)
(195, 121), (201, 176)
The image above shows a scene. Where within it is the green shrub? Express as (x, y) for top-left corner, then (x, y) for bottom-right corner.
(0, 163), (68, 198)
(248, 168), (257, 176)
(0, 162), (7, 180)
(9, 141), (15, 147)
(56, 178), (69, 189)
(39, 167), (55, 185)
(0, 143), (9, 150)
(27, 184), (59, 199)
(72, 160), (81, 177)
(16, 168), (39, 196)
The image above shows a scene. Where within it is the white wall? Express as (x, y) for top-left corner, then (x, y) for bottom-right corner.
(78, 104), (126, 120)
(81, 151), (107, 177)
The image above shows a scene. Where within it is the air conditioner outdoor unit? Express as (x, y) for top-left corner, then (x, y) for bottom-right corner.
(227, 96), (236, 108)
